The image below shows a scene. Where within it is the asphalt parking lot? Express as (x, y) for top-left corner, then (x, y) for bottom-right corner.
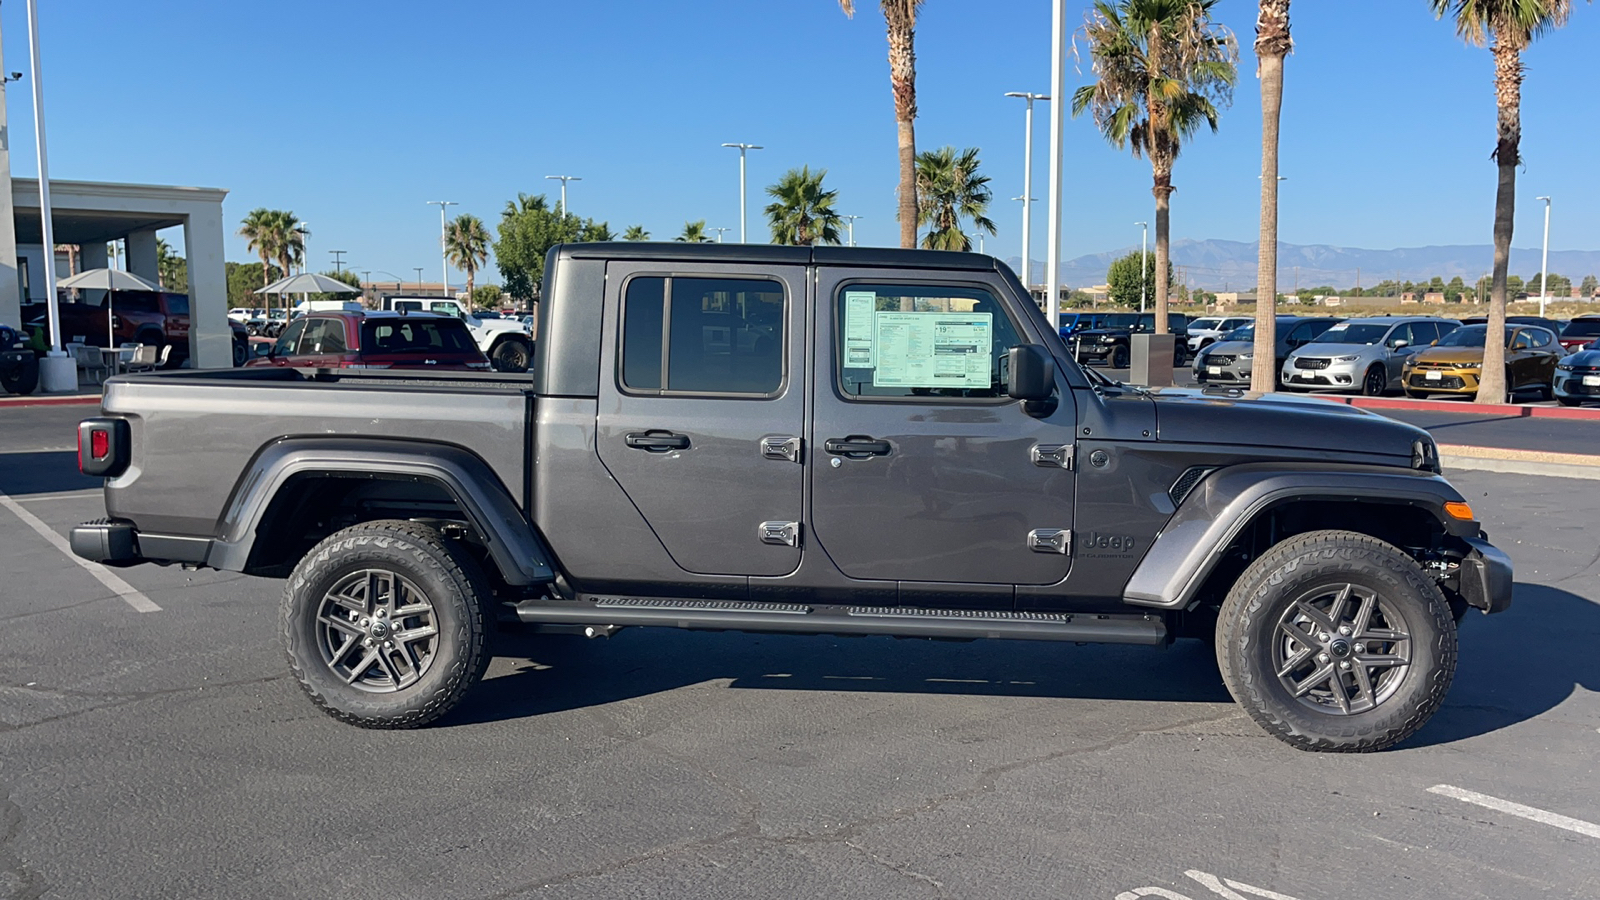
(2, 404), (1597, 899)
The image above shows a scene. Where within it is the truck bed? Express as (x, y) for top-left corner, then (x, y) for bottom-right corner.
(100, 367), (534, 538)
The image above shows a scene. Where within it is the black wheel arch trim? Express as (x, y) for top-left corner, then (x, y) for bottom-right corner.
(1122, 462), (1496, 610)
(206, 437), (555, 585)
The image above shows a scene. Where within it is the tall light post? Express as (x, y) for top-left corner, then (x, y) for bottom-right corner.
(710, 227), (730, 243)
(1536, 195), (1552, 316)
(544, 175), (581, 214)
(24, 0), (61, 357)
(1004, 91), (1049, 292)
(427, 201), (457, 296)
(293, 222), (309, 274)
(1045, 1), (1067, 326)
(413, 267), (425, 290)
(721, 142), (763, 242)
(841, 214), (863, 247)
(1135, 221), (1149, 313)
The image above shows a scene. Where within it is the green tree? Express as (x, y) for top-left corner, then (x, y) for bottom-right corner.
(1446, 275), (1468, 301)
(470, 284), (505, 309)
(444, 213), (493, 298)
(675, 220), (713, 243)
(1251, 0), (1293, 390)
(1581, 274), (1598, 296)
(156, 238), (186, 291)
(838, 0), (925, 249)
(492, 192), (612, 302)
(1430, 0), (1579, 404)
(764, 166), (843, 246)
(1526, 271), (1570, 296)
(914, 146), (997, 251)
(1106, 249), (1174, 308)
(623, 225), (651, 241)
(225, 261), (282, 306)
(1428, 275), (1447, 293)
(238, 208), (288, 288)
(1073, 0), (1239, 336)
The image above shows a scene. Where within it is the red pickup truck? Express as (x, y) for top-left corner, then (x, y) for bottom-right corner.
(26, 291), (249, 366)
(244, 310), (491, 370)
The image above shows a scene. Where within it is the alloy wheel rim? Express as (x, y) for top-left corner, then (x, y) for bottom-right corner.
(1272, 582), (1412, 716)
(315, 568), (441, 693)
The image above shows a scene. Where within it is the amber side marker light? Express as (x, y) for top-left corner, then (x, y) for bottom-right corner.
(1444, 501), (1475, 521)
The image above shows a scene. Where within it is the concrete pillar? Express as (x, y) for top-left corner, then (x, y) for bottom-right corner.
(0, 19), (20, 331)
(126, 229), (158, 284)
(78, 241), (108, 309)
(183, 208), (229, 368)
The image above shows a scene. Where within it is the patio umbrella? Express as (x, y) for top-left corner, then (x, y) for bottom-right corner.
(255, 273), (361, 322)
(56, 267), (161, 348)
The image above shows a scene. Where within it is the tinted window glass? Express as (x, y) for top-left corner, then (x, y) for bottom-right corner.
(1389, 324), (1415, 347)
(165, 295), (189, 316)
(115, 293), (159, 314)
(361, 318), (476, 354)
(1532, 328), (1555, 347)
(837, 284), (1022, 400)
(274, 319), (306, 356)
(621, 276), (784, 395)
(298, 318), (344, 353)
(1314, 323), (1390, 344)
(1411, 322), (1439, 345)
(1562, 319), (1600, 338)
(1511, 330), (1532, 350)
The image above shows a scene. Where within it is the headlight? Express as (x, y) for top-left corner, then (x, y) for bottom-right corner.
(1557, 361), (1574, 371)
(1457, 362), (1481, 370)
(1333, 355), (1361, 363)
(1237, 353), (1253, 361)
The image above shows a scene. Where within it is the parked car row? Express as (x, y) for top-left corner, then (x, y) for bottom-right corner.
(1061, 312), (1193, 367)
(245, 310), (493, 371)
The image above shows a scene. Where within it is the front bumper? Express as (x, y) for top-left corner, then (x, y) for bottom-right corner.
(1195, 359), (1253, 382)
(1457, 535), (1513, 614)
(1554, 371), (1600, 399)
(1281, 361), (1361, 390)
(1405, 367), (1479, 394)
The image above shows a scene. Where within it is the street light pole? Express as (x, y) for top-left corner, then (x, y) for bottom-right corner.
(24, 0), (60, 354)
(841, 214), (862, 247)
(1537, 195), (1552, 316)
(293, 222), (309, 274)
(721, 143), (763, 242)
(1045, 0), (1067, 327)
(1136, 221), (1148, 313)
(1004, 91), (1049, 293)
(544, 175), (582, 214)
(711, 227), (730, 243)
(413, 267), (425, 291)
(427, 201), (457, 296)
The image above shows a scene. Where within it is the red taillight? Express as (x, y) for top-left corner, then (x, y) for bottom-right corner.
(91, 429), (110, 460)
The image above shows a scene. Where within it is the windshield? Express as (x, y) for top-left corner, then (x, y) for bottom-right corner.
(1190, 318), (1219, 330)
(1562, 319), (1600, 338)
(361, 318), (480, 355)
(1311, 322), (1390, 345)
(1435, 324), (1511, 348)
(1221, 324), (1254, 341)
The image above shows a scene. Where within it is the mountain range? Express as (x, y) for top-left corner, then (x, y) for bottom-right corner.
(1007, 240), (1600, 292)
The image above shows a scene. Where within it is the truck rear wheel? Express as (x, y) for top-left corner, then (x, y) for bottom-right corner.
(490, 338), (531, 373)
(1215, 529), (1456, 752)
(282, 519), (492, 728)
(1, 356), (39, 395)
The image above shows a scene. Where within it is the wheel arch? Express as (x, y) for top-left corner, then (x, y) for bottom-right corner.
(206, 437), (555, 587)
(1123, 463), (1478, 611)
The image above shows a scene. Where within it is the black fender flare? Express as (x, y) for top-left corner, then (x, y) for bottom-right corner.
(1122, 462), (1483, 610)
(206, 437), (554, 585)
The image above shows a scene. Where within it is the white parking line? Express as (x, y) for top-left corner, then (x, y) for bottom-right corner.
(10, 490), (105, 503)
(0, 490), (160, 613)
(1428, 784), (1600, 840)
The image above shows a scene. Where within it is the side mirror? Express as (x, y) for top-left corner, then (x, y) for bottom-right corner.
(1390, 339), (1409, 349)
(1007, 345), (1055, 402)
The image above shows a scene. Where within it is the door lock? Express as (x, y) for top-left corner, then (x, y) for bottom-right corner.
(759, 521), (801, 547)
(761, 436), (802, 463)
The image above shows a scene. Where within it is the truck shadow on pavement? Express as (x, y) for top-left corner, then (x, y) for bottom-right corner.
(0, 450), (101, 496)
(448, 626), (1235, 728)
(1406, 582), (1600, 748)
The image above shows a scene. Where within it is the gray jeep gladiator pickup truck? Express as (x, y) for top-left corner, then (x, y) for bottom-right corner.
(71, 243), (1511, 752)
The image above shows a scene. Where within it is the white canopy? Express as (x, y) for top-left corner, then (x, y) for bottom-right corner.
(57, 268), (161, 292)
(255, 272), (361, 295)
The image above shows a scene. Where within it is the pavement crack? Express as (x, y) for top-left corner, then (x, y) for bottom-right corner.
(0, 674), (289, 734)
(843, 840), (950, 898)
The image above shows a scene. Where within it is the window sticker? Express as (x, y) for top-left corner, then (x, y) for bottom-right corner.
(871, 311), (993, 388)
(843, 290), (877, 367)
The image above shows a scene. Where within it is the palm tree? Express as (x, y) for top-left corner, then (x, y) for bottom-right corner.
(1429, 0), (1578, 404)
(238, 208), (281, 288)
(839, 0), (924, 248)
(915, 146), (997, 252)
(764, 166), (843, 246)
(445, 213), (493, 298)
(156, 238), (185, 290)
(1073, 0), (1238, 334)
(675, 220), (713, 243)
(1251, 0), (1292, 393)
(273, 212), (305, 282)
(623, 225), (651, 241)
(504, 193), (550, 217)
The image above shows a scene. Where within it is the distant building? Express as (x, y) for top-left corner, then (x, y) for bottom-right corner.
(1423, 292), (1446, 305)
(1400, 292), (1418, 304)
(1214, 291), (1257, 306)
(1320, 296), (1345, 308)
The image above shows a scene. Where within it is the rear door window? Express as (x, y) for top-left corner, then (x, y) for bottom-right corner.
(300, 318), (346, 353)
(620, 276), (785, 396)
(361, 318), (478, 354)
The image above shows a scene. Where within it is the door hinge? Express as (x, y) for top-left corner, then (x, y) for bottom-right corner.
(759, 521), (801, 547)
(761, 435), (802, 464)
(1027, 528), (1072, 555)
(1031, 443), (1074, 470)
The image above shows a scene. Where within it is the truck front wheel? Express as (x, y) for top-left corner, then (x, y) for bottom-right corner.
(489, 338), (532, 373)
(282, 519), (492, 728)
(1215, 529), (1456, 752)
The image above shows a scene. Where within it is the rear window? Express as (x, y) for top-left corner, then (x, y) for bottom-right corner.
(1562, 319), (1600, 338)
(361, 318), (479, 354)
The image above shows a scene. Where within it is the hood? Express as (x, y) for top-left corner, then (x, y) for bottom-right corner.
(1289, 341), (1379, 359)
(1145, 386), (1429, 463)
(1198, 339), (1253, 356)
(1411, 345), (1487, 365)
(1560, 348), (1600, 366)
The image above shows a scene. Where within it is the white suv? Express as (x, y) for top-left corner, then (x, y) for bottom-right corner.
(1187, 316), (1253, 352)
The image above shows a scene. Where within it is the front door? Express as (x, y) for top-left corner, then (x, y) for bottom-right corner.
(595, 262), (806, 577)
(809, 273), (1077, 588)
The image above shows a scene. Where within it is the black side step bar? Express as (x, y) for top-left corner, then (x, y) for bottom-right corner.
(512, 595), (1167, 645)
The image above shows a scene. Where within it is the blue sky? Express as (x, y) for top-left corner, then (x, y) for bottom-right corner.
(3, 0), (1596, 285)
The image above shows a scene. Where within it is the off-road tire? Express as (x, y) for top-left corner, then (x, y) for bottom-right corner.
(1111, 345), (1130, 369)
(283, 519), (493, 728)
(490, 338), (532, 373)
(1216, 529), (1457, 753)
(1, 356), (39, 395)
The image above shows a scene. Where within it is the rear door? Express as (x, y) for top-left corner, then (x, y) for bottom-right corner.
(595, 262), (806, 577)
(809, 271), (1077, 592)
